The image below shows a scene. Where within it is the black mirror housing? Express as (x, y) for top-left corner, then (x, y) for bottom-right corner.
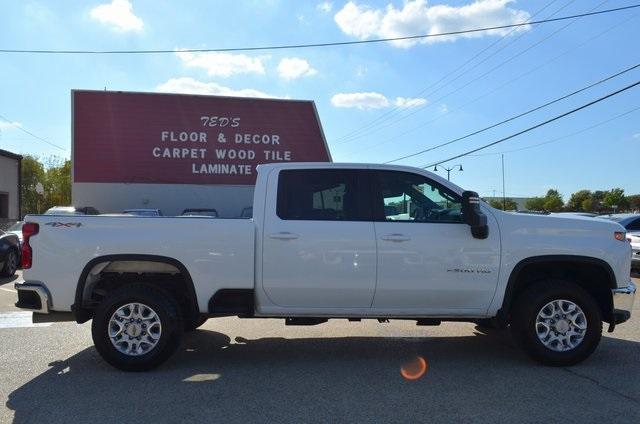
(462, 191), (489, 239)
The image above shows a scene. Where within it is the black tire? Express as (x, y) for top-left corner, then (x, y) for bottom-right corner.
(91, 284), (183, 371)
(1, 248), (18, 277)
(184, 316), (208, 332)
(511, 279), (602, 366)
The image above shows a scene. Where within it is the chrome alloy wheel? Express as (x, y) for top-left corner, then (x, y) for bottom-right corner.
(535, 299), (587, 352)
(108, 303), (162, 356)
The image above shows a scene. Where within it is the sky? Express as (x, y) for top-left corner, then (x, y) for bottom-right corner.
(0, 0), (639, 199)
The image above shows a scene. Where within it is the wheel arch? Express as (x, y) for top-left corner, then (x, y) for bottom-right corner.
(73, 254), (198, 324)
(499, 255), (616, 323)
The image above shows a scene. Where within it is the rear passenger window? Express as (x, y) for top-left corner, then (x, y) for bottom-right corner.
(277, 169), (369, 221)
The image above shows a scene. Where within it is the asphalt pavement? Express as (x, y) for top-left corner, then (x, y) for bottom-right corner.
(1, 271), (639, 423)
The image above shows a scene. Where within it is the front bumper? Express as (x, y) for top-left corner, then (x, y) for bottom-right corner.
(611, 280), (636, 325)
(14, 282), (50, 313)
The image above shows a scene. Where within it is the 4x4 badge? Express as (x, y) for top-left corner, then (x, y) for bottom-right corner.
(45, 222), (82, 228)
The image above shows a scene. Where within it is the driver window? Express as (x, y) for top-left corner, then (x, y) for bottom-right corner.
(375, 171), (463, 223)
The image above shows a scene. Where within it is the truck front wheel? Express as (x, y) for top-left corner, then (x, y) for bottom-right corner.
(91, 284), (183, 371)
(511, 280), (602, 366)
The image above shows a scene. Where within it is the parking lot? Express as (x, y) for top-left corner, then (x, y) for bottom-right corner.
(0, 271), (638, 423)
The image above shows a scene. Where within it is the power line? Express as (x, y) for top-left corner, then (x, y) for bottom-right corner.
(335, 0), (570, 144)
(1, 4), (638, 54)
(343, 0), (607, 146)
(384, 61), (640, 163)
(467, 105), (640, 157)
(423, 80), (640, 168)
(350, 7), (638, 154)
(0, 114), (66, 151)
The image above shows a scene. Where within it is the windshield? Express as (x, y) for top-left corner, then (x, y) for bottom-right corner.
(46, 208), (81, 215)
(605, 215), (635, 225)
(123, 210), (159, 216)
(7, 222), (23, 232)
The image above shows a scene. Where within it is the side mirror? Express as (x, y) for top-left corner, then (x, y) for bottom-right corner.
(461, 191), (489, 239)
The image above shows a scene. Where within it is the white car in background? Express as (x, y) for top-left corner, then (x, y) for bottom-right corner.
(6, 221), (24, 247)
(629, 232), (640, 275)
(45, 206), (101, 215)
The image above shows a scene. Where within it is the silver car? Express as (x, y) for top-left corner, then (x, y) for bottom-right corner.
(629, 232), (640, 276)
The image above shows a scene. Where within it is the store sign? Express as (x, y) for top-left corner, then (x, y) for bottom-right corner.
(73, 90), (331, 185)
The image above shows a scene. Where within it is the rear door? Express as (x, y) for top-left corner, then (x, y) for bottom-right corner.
(261, 168), (376, 308)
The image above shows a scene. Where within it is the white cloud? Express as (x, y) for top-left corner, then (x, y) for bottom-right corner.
(395, 97), (427, 108)
(335, 2), (382, 39)
(331, 92), (427, 109)
(175, 51), (267, 77)
(317, 2), (333, 13)
(90, 0), (143, 32)
(277, 57), (318, 80)
(331, 92), (389, 109)
(0, 121), (22, 130)
(155, 77), (281, 99)
(334, 0), (530, 47)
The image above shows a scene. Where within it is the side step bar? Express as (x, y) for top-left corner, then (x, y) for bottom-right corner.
(285, 317), (328, 326)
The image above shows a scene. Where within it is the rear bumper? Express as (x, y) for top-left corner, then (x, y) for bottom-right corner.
(611, 281), (636, 324)
(14, 282), (50, 313)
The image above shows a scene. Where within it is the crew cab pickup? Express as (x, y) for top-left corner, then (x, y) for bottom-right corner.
(16, 163), (636, 371)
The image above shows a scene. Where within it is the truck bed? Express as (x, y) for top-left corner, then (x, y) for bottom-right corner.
(23, 215), (255, 312)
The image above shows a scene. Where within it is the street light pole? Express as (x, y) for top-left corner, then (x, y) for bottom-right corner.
(501, 154), (506, 210)
(433, 164), (463, 181)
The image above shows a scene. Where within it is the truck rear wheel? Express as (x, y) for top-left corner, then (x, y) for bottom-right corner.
(91, 284), (183, 371)
(511, 279), (602, 366)
(0, 248), (18, 277)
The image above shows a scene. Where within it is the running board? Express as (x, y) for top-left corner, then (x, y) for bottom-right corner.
(285, 317), (328, 326)
(416, 319), (441, 326)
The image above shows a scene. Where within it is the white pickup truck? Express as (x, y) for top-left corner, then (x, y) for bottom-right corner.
(15, 163), (636, 371)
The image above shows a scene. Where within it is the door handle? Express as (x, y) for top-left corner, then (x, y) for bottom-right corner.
(269, 232), (299, 240)
(380, 233), (411, 242)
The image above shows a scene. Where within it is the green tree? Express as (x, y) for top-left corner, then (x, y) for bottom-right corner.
(20, 155), (45, 215)
(525, 197), (546, 211)
(543, 189), (564, 212)
(489, 199), (502, 209)
(591, 190), (606, 212)
(20, 155), (71, 216)
(567, 190), (592, 212)
(44, 157), (71, 208)
(489, 198), (518, 210)
(603, 188), (627, 211)
(628, 194), (640, 211)
(581, 197), (594, 212)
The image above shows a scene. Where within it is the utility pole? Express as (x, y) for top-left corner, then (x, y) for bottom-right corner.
(501, 154), (506, 210)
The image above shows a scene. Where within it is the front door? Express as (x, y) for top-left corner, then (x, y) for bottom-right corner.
(262, 168), (377, 308)
(371, 170), (500, 314)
